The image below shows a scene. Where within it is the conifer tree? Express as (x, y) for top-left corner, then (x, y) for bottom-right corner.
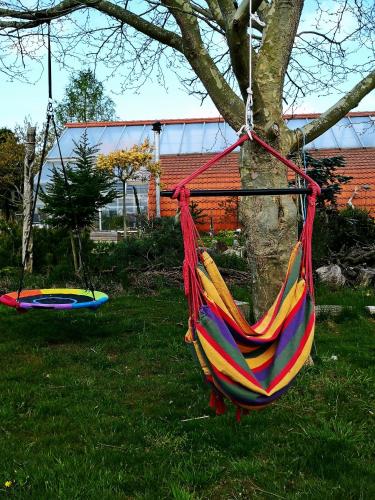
(40, 131), (116, 270)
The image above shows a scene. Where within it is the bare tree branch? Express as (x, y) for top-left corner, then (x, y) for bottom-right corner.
(83, 0), (183, 52)
(293, 68), (375, 148)
(161, 0), (245, 129)
(0, 0), (184, 52)
(297, 31), (343, 46)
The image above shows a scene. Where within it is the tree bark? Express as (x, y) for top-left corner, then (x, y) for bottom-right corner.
(70, 231), (79, 273)
(239, 136), (297, 319)
(237, 0), (302, 317)
(22, 126), (36, 273)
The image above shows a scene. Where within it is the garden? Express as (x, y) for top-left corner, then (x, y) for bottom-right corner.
(1, 1), (375, 497)
(1, 176), (375, 497)
(0, 282), (374, 498)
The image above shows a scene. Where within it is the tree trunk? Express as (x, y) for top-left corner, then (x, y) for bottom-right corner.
(239, 138), (298, 319)
(122, 180), (127, 239)
(70, 231), (79, 273)
(22, 126), (36, 273)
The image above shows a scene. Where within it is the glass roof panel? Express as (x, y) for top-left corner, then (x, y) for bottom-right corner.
(160, 123), (185, 154)
(96, 126), (125, 153)
(180, 122), (204, 153)
(285, 118), (308, 131)
(40, 160), (55, 183)
(48, 127), (84, 159)
(46, 114), (375, 165)
(328, 118), (359, 148)
(203, 122), (238, 153)
(85, 127), (107, 149)
(348, 116), (375, 147)
(313, 127), (340, 149)
(122, 126), (153, 149)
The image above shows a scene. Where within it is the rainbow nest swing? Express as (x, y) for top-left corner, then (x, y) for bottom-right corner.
(0, 289), (108, 311)
(0, 23), (108, 313)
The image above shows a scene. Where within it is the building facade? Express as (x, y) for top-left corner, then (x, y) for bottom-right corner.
(44, 113), (375, 231)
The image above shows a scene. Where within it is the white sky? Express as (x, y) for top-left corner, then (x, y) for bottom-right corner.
(1, 2), (374, 130)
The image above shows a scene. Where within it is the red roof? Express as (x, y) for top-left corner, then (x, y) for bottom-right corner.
(149, 153), (240, 231)
(313, 148), (375, 213)
(149, 148), (375, 231)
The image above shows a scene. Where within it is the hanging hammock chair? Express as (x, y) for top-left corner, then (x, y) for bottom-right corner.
(171, 131), (320, 419)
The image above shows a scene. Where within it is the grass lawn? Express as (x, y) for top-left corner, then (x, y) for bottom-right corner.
(0, 286), (374, 499)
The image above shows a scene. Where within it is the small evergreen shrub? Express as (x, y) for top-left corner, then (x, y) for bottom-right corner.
(333, 208), (375, 249)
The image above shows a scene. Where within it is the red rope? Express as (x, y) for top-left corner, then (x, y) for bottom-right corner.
(178, 188), (203, 321)
(172, 133), (249, 200)
(174, 131), (321, 317)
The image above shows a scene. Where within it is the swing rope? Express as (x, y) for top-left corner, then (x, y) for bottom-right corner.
(17, 22), (95, 301)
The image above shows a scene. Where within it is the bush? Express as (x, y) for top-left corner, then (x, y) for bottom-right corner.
(89, 217), (184, 274)
(212, 252), (247, 271)
(0, 219), (21, 269)
(33, 227), (73, 274)
(313, 208), (375, 267)
(333, 208), (375, 249)
(0, 222), (95, 283)
(201, 230), (243, 250)
(0, 216), (250, 290)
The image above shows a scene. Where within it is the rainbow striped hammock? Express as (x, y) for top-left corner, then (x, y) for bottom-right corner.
(172, 132), (321, 420)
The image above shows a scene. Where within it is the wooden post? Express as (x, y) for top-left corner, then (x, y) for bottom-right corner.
(122, 179), (127, 238)
(22, 126), (36, 273)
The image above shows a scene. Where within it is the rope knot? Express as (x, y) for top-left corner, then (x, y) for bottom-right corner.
(178, 187), (190, 207)
(236, 124), (253, 140)
(308, 183), (321, 204)
(171, 186), (181, 200)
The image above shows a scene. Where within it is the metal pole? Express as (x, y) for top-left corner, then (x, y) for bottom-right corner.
(98, 208), (102, 231)
(160, 187), (318, 198)
(152, 122), (162, 217)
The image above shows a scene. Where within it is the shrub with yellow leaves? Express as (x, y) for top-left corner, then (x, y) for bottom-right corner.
(97, 140), (161, 236)
(97, 139), (161, 181)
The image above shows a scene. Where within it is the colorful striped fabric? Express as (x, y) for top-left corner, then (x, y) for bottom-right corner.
(172, 132), (320, 418)
(189, 244), (315, 415)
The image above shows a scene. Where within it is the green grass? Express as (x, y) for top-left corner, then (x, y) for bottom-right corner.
(0, 287), (374, 499)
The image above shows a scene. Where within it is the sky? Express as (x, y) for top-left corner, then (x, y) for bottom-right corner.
(1, 1), (374, 130)
(1, 66), (222, 129)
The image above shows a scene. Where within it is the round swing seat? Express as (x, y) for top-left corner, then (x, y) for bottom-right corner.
(0, 288), (108, 311)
